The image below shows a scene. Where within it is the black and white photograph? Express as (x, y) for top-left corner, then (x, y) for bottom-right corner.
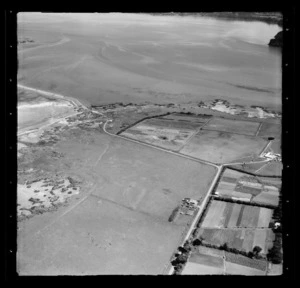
(6, 10), (295, 276)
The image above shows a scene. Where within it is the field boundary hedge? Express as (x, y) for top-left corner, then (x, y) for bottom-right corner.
(116, 112), (173, 135)
(211, 195), (277, 209)
(226, 166), (282, 179)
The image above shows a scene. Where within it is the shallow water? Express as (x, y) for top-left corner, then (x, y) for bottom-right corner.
(18, 13), (282, 110)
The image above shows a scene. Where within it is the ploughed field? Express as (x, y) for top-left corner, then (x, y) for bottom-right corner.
(196, 199), (275, 255)
(214, 168), (281, 206)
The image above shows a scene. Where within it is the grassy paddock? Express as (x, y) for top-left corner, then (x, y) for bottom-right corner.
(179, 130), (267, 163)
(203, 117), (260, 136)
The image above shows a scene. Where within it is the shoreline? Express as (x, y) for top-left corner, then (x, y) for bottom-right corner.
(17, 85), (281, 137)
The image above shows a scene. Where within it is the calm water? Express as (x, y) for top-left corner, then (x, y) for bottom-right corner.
(18, 13), (282, 109)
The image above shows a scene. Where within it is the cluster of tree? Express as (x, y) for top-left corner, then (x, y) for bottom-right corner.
(195, 239), (265, 260)
(272, 195), (282, 222)
(226, 167), (282, 179)
(267, 233), (282, 264)
(171, 240), (193, 274)
(266, 193), (282, 264)
(220, 243), (262, 259)
(212, 195), (275, 209)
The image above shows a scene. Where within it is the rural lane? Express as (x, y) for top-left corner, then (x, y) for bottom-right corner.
(167, 165), (223, 275)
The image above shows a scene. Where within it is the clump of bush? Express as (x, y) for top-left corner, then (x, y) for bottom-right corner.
(171, 240), (193, 274)
(168, 206), (180, 222)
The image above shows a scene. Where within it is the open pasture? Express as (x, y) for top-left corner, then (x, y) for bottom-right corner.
(182, 261), (224, 275)
(257, 162), (282, 177)
(18, 129), (217, 274)
(222, 169), (245, 179)
(225, 262), (266, 275)
(120, 118), (201, 151)
(270, 140), (281, 154)
(189, 251), (224, 267)
(179, 130), (267, 163)
(88, 136), (216, 221)
(182, 250), (225, 275)
(257, 122), (281, 138)
(202, 117), (260, 136)
(18, 196), (184, 275)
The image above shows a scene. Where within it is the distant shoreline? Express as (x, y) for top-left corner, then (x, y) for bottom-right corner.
(150, 12), (283, 27)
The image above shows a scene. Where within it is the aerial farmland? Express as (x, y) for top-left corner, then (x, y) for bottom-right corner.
(16, 12), (283, 276)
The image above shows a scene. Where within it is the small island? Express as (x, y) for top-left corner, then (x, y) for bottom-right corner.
(268, 31), (283, 47)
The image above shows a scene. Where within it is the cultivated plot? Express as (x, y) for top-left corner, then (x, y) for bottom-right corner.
(202, 117), (260, 136)
(179, 130), (267, 164)
(198, 228), (274, 255)
(201, 201), (273, 229)
(215, 169), (280, 206)
(225, 251), (268, 271)
(197, 200), (275, 254)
